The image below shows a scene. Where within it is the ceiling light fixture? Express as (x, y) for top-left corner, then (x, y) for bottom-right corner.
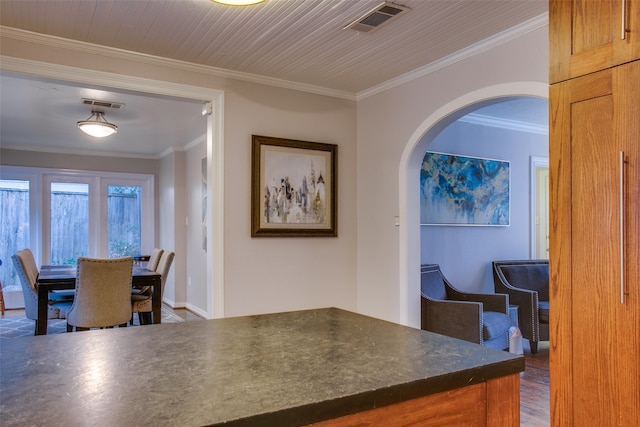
(211, 0), (266, 5)
(77, 111), (118, 138)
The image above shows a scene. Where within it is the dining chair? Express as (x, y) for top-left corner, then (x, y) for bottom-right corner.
(132, 248), (164, 301)
(66, 256), (133, 332)
(132, 251), (174, 325)
(146, 248), (164, 271)
(12, 249), (73, 334)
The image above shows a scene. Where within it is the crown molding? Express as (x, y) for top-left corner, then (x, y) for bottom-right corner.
(356, 13), (549, 101)
(0, 143), (161, 160)
(458, 113), (548, 135)
(0, 26), (356, 101)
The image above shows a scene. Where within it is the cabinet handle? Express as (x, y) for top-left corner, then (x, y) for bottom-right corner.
(620, 151), (626, 304)
(622, 0), (629, 40)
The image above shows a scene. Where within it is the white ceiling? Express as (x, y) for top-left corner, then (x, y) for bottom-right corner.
(0, 0), (548, 158)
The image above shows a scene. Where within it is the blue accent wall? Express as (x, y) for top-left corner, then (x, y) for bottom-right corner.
(420, 116), (548, 294)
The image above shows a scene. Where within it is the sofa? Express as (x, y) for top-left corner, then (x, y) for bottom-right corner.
(492, 259), (549, 354)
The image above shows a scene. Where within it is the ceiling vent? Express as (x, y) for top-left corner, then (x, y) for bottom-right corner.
(344, 2), (409, 33)
(81, 98), (125, 109)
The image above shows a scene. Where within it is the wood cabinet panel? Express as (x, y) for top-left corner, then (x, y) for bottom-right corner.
(311, 374), (520, 427)
(550, 60), (640, 426)
(549, 0), (640, 83)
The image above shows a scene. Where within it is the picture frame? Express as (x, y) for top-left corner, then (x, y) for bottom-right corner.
(251, 135), (337, 237)
(420, 151), (510, 226)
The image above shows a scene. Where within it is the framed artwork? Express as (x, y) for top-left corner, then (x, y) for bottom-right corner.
(420, 151), (510, 226)
(251, 135), (337, 237)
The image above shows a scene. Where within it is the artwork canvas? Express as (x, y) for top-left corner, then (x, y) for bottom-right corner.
(251, 135), (337, 237)
(420, 152), (510, 226)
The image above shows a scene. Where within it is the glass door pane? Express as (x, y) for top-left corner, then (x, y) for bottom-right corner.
(0, 179), (30, 287)
(107, 185), (142, 257)
(50, 182), (89, 265)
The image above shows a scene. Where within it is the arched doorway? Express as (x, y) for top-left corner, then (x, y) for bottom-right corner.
(398, 82), (548, 328)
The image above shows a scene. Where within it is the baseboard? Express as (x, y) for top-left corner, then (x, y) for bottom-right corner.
(185, 303), (208, 319)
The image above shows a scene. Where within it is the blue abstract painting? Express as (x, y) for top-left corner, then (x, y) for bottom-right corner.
(420, 152), (510, 225)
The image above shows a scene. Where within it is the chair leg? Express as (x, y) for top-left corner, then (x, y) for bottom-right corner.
(140, 312), (152, 325)
(530, 340), (538, 354)
(119, 323), (127, 328)
(67, 323), (73, 332)
(0, 286), (5, 316)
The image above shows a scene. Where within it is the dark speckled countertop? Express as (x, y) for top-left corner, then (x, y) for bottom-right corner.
(0, 308), (523, 426)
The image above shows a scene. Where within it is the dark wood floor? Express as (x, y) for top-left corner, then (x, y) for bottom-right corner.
(520, 341), (550, 426)
(3, 306), (550, 425)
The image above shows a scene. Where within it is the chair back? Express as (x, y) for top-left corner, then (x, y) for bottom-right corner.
(155, 251), (175, 299)
(494, 260), (549, 300)
(420, 264), (447, 300)
(67, 257), (133, 329)
(147, 248), (164, 271)
(11, 249), (40, 319)
(14, 249), (39, 293)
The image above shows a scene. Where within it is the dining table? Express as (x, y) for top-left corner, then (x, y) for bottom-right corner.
(36, 264), (162, 335)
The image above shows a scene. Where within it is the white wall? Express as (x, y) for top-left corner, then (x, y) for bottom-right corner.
(421, 121), (548, 294)
(356, 25), (549, 326)
(157, 152), (178, 305)
(185, 140), (208, 315)
(222, 80), (357, 317)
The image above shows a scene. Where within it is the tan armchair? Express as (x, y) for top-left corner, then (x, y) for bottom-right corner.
(492, 259), (549, 354)
(132, 251), (174, 325)
(12, 249), (73, 334)
(421, 264), (511, 350)
(66, 256), (133, 332)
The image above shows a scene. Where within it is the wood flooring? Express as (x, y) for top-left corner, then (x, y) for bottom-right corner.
(520, 341), (550, 426)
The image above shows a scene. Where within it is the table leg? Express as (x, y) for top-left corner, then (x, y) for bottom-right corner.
(36, 285), (49, 335)
(152, 277), (161, 324)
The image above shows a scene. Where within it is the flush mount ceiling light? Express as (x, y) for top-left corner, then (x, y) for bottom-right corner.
(77, 111), (118, 138)
(211, 0), (265, 5)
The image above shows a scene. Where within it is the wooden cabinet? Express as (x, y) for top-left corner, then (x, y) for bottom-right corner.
(549, 0), (640, 83)
(549, 58), (640, 425)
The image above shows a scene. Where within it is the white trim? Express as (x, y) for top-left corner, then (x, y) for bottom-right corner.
(0, 58), (224, 320)
(530, 156), (549, 258)
(398, 82), (549, 328)
(0, 26), (356, 101)
(458, 113), (548, 135)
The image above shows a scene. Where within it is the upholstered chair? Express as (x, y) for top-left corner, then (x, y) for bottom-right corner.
(146, 248), (164, 271)
(131, 248), (164, 300)
(493, 259), (549, 354)
(421, 264), (511, 351)
(12, 249), (73, 334)
(66, 256), (133, 332)
(132, 251), (174, 325)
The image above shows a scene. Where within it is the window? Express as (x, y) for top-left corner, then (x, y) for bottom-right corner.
(50, 182), (90, 265)
(0, 179), (31, 288)
(107, 185), (142, 258)
(0, 166), (154, 276)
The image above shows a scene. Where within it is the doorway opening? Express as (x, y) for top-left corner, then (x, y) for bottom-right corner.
(1, 57), (225, 320)
(399, 82), (549, 328)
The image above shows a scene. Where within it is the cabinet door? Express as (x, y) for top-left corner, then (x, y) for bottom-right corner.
(549, 0), (640, 83)
(549, 60), (639, 426)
